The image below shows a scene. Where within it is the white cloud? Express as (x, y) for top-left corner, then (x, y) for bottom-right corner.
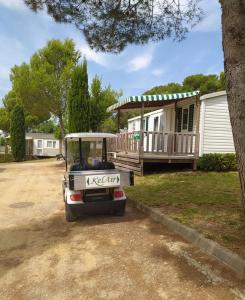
(79, 44), (109, 67)
(0, 0), (27, 10)
(127, 47), (155, 72)
(152, 68), (165, 77)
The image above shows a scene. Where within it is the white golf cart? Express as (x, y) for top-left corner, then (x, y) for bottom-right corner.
(62, 133), (134, 222)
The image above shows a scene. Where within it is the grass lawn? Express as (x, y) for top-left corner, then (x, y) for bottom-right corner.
(125, 171), (245, 259)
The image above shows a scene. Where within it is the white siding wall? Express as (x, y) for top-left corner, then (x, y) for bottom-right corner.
(128, 109), (164, 132)
(199, 94), (235, 156)
(33, 138), (60, 156)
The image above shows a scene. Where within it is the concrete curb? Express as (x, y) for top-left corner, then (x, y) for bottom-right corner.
(128, 198), (245, 279)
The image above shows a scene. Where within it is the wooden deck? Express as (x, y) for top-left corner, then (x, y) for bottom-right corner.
(108, 131), (199, 175)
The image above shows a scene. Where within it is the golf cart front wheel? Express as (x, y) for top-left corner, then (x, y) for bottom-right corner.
(65, 203), (76, 222)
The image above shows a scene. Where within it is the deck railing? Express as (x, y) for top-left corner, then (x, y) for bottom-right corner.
(108, 131), (197, 156)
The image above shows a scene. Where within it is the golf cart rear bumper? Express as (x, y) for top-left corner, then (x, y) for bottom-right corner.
(67, 199), (126, 216)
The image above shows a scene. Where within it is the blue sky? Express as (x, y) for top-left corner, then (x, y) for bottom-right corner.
(0, 0), (223, 105)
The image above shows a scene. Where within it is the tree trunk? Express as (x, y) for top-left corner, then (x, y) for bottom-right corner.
(220, 0), (245, 210)
(59, 116), (65, 154)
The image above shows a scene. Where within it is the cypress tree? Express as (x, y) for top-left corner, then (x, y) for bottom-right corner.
(68, 59), (90, 133)
(10, 104), (25, 161)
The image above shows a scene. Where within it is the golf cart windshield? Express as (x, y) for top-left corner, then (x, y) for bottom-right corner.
(67, 140), (103, 170)
(65, 133), (117, 171)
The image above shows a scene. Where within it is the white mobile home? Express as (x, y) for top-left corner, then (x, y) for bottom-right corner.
(127, 91), (234, 157)
(26, 133), (60, 157)
(107, 90), (234, 175)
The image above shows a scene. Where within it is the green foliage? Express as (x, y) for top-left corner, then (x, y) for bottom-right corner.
(10, 104), (26, 162)
(144, 73), (225, 95)
(0, 154), (13, 163)
(197, 153), (237, 171)
(0, 108), (10, 132)
(183, 74), (222, 95)
(2, 90), (48, 132)
(54, 126), (62, 140)
(25, 1), (203, 53)
(144, 82), (184, 95)
(90, 76), (118, 132)
(32, 120), (58, 134)
(10, 39), (80, 139)
(90, 75), (103, 132)
(2, 90), (18, 112)
(68, 59), (90, 133)
(101, 117), (117, 133)
(0, 137), (6, 146)
(220, 72), (226, 90)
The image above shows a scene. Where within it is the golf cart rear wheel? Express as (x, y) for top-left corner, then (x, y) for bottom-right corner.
(114, 207), (125, 216)
(65, 203), (76, 222)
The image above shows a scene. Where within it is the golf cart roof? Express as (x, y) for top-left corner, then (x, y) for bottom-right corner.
(65, 132), (117, 141)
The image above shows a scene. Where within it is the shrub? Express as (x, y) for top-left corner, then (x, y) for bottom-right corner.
(0, 154), (14, 163)
(197, 153), (237, 171)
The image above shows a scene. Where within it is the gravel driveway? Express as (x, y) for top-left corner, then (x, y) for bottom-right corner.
(0, 160), (244, 300)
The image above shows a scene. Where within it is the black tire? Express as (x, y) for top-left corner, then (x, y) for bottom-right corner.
(114, 207), (125, 216)
(65, 202), (76, 222)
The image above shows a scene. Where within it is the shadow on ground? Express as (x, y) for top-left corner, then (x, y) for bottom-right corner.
(0, 207), (146, 279)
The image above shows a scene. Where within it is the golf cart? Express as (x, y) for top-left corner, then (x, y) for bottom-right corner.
(62, 133), (134, 222)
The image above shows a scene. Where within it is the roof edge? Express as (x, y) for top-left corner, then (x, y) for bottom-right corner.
(200, 90), (226, 100)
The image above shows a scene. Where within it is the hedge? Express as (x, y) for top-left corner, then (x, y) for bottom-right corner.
(0, 154), (14, 163)
(197, 153), (237, 171)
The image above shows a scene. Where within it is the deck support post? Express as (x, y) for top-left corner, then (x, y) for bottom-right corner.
(139, 102), (144, 176)
(140, 102), (144, 156)
(193, 95), (201, 170)
(117, 109), (121, 133)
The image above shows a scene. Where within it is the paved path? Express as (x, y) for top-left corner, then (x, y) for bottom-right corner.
(0, 160), (244, 300)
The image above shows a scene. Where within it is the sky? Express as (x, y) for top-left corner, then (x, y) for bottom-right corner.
(0, 0), (223, 105)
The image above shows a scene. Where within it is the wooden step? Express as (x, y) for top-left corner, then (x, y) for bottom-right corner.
(111, 157), (141, 167)
(114, 164), (142, 176)
(111, 155), (140, 164)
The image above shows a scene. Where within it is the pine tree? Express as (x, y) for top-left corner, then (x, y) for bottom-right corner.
(68, 59), (90, 133)
(10, 104), (25, 161)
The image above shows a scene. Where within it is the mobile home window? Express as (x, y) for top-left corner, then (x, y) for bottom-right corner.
(182, 109), (189, 130)
(176, 108), (182, 132)
(153, 117), (159, 131)
(53, 141), (56, 148)
(47, 140), (53, 148)
(188, 104), (194, 132)
(145, 117), (149, 131)
(37, 140), (43, 149)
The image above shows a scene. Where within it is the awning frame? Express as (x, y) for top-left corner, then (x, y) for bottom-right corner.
(107, 91), (200, 112)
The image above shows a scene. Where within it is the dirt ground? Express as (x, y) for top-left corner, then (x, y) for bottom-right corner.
(0, 161), (244, 300)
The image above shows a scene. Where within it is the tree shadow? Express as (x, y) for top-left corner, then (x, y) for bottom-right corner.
(0, 205), (146, 279)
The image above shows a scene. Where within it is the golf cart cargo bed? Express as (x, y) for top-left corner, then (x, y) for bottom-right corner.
(68, 169), (133, 190)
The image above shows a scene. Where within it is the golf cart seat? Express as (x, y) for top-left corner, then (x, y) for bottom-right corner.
(70, 160), (115, 171)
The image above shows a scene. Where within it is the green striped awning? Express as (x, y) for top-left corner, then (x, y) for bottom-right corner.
(107, 91), (200, 112)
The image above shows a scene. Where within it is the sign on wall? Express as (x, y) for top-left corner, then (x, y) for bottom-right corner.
(133, 132), (141, 141)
